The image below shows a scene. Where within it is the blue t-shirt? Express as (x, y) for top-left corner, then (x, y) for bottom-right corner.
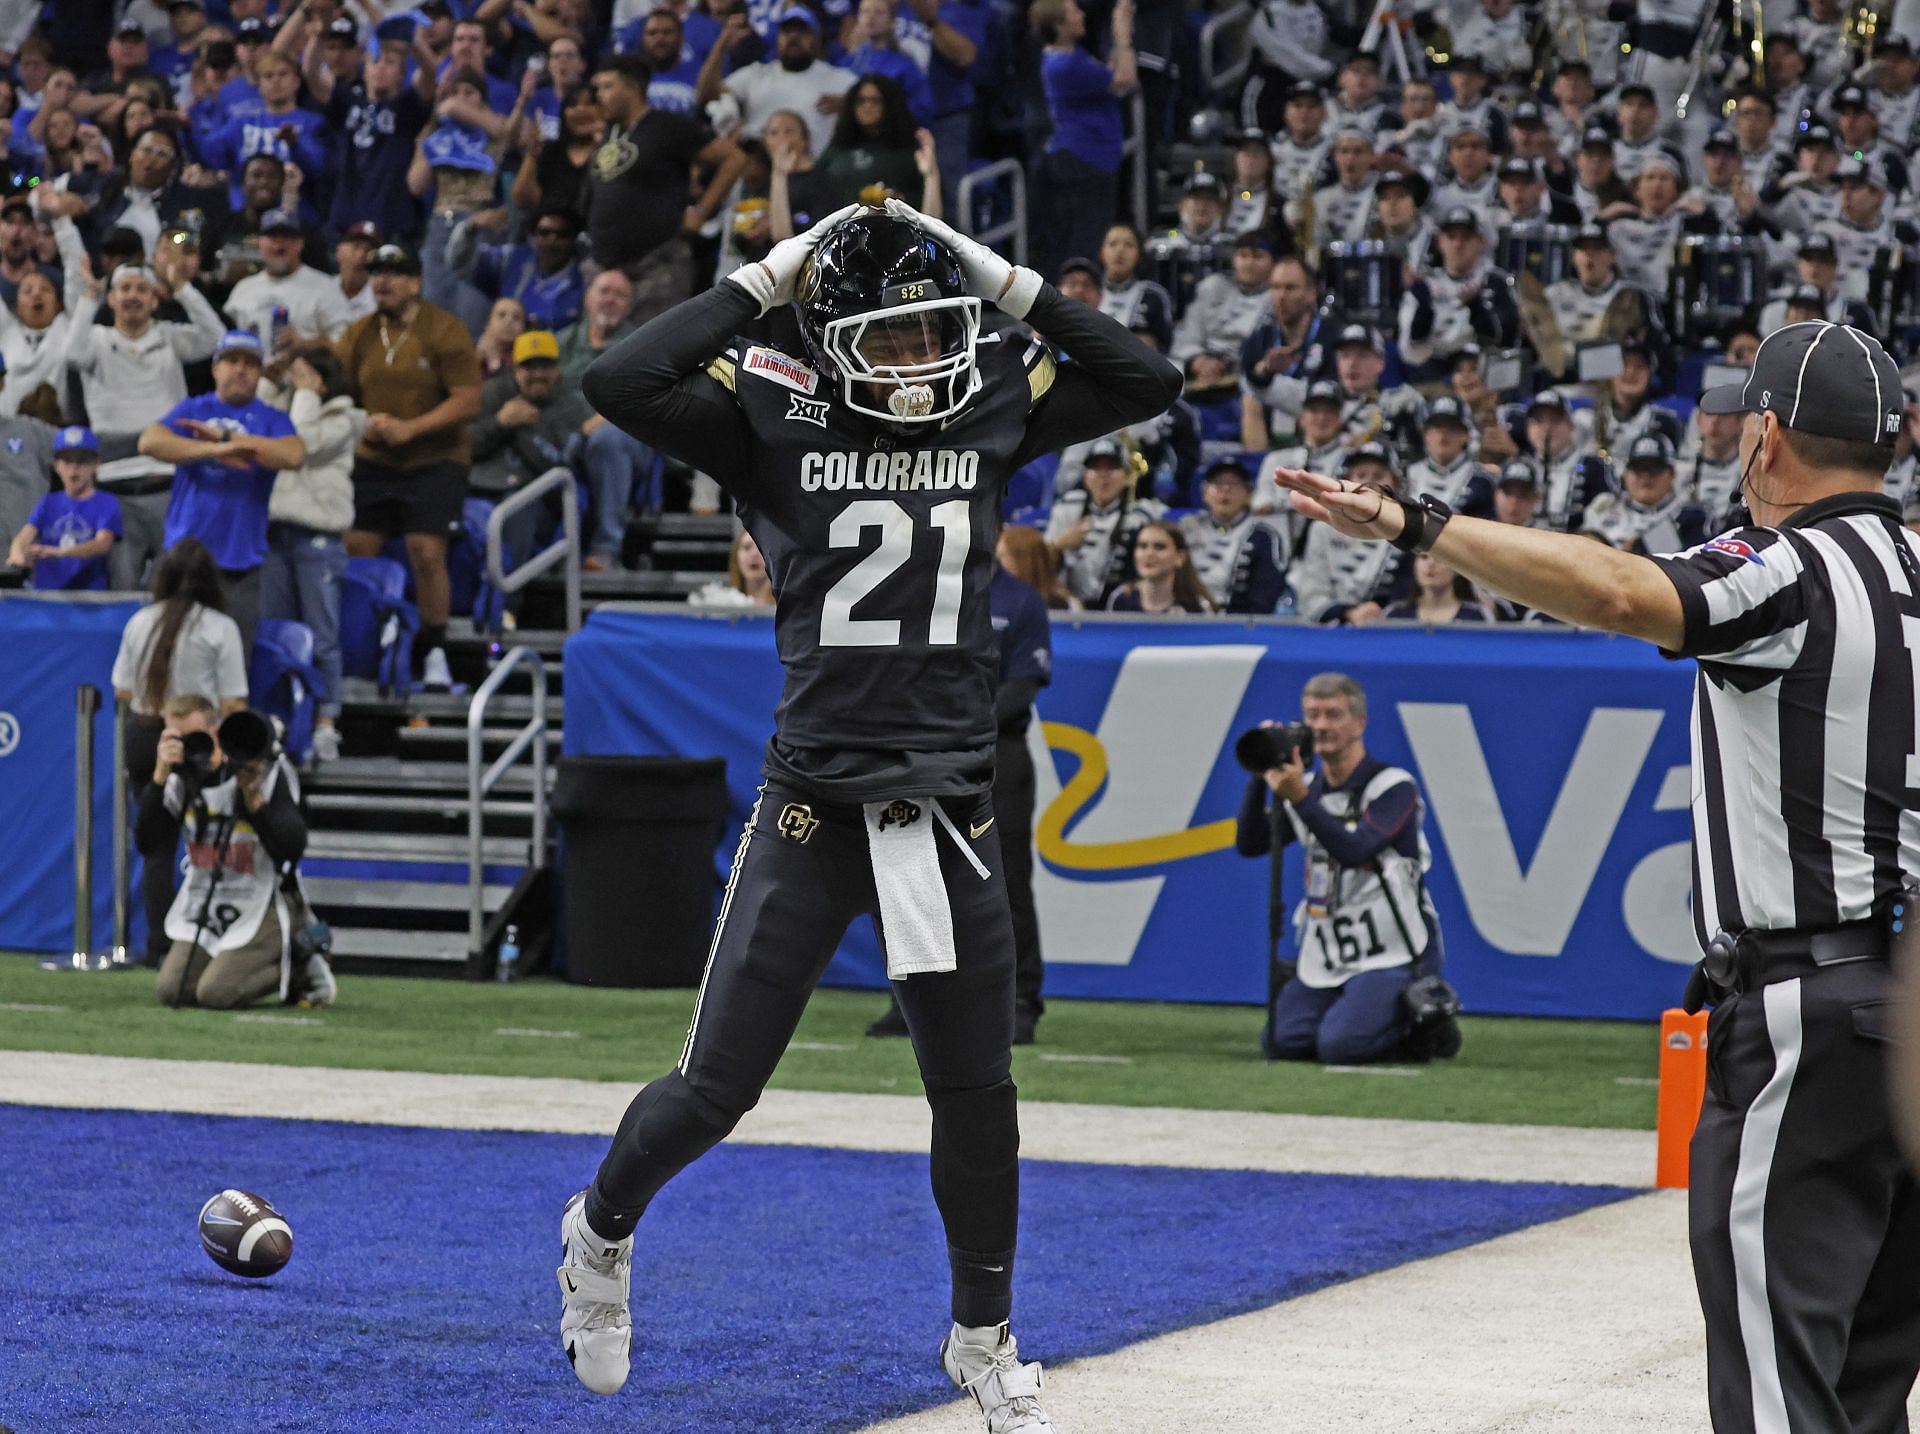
(990, 567), (1052, 688)
(643, 55), (706, 116)
(199, 107), (333, 210)
(926, 0), (995, 117)
(159, 394), (298, 572)
(1041, 47), (1122, 173)
(26, 489), (122, 591)
(472, 244), (586, 330)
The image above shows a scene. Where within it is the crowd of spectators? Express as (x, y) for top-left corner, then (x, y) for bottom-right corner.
(8, 0), (1920, 743)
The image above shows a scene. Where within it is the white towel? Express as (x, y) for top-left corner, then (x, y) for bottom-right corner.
(866, 797), (980, 980)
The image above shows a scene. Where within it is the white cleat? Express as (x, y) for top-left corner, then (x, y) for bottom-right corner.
(297, 952), (337, 1008)
(558, 1190), (632, 1395)
(941, 1322), (1058, 1433)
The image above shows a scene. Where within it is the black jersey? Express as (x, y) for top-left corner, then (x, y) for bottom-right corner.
(584, 282), (1182, 801)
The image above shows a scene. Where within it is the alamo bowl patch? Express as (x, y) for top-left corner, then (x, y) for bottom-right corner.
(743, 346), (820, 396)
(1704, 535), (1764, 564)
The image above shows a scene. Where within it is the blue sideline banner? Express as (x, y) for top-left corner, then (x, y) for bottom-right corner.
(566, 608), (1701, 1020)
(0, 595), (144, 954)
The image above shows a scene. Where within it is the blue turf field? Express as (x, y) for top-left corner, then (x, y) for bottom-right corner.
(0, 1105), (1635, 1432)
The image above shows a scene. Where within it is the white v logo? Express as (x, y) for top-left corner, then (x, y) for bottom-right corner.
(1398, 703), (1662, 955)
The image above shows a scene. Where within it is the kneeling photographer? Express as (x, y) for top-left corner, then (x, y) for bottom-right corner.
(1235, 672), (1461, 1064)
(138, 707), (333, 1010)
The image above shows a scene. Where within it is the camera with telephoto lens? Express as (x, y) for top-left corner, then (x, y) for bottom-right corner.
(1234, 722), (1316, 773)
(176, 710), (278, 788)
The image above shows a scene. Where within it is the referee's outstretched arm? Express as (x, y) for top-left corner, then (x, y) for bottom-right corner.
(1273, 472), (1690, 648)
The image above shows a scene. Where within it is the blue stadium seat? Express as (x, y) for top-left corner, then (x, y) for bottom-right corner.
(339, 556), (419, 698)
(450, 497), (509, 632)
(249, 619), (325, 764)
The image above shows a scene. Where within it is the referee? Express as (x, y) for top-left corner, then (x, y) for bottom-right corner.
(1275, 321), (1920, 1431)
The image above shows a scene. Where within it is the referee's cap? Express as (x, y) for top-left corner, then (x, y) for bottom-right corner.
(1698, 321), (1904, 444)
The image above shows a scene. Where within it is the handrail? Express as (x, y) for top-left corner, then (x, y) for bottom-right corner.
(486, 466), (581, 633)
(1198, 3), (1252, 101)
(956, 158), (1028, 266)
(466, 645), (549, 957)
(1121, 87), (1149, 235)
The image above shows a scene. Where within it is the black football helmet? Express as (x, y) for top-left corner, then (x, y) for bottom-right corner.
(794, 209), (982, 425)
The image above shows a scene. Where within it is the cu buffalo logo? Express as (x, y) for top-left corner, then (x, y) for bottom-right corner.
(777, 803), (819, 844)
(877, 799), (922, 831)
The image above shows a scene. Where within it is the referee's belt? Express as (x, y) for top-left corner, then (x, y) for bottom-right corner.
(1706, 920), (1892, 992)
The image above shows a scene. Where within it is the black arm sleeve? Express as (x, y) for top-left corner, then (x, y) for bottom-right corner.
(1011, 285), (1185, 469)
(248, 779), (307, 869)
(581, 283), (757, 480)
(1237, 774), (1293, 857)
(134, 782), (180, 857)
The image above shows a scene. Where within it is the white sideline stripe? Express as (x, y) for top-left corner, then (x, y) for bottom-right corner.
(0, 1002), (68, 1013)
(493, 1027), (580, 1039)
(0, 1051), (1657, 1187)
(233, 1014), (322, 1026)
(1321, 1065), (1423, 1077)
(789, 1041), (853, 1052)
(1732, 979), (1803, 1434)
(1035, 1053), (1132, 1066)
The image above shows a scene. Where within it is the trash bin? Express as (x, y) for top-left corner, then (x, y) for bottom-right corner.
(551, 755), (730, 987)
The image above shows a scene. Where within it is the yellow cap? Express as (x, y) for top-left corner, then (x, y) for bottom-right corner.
(513, 330), (561, 365)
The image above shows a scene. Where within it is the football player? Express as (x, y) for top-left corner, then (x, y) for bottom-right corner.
(561, 200), (1182, 1432)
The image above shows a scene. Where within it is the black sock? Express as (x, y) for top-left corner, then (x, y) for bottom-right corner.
(583, 1185), (640, 1243)
(949, 1245), (1015, 1329)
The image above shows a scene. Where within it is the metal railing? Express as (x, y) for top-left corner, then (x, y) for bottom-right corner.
(1198, 3), (1252, 103)
(466, 645), (549, 958)
(46, 685), (130, 971)
(487, 466), (581, 634)
(1122, 87), (1150, 236)
(956, 159), (1028, 266)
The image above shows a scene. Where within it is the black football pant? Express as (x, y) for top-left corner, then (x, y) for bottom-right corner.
(588, 779), (1022, 1328)
(1690, 958), (1920, 1431)
(995, 733), (1044, 1020)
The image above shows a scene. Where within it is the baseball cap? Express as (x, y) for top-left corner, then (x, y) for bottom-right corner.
(1233, 230), (1277, 254)
(0, 194), (31, 220)
(1334, 322), (1384, 352)
(1374, 170), (1430, 206)
(114, 17), (147, 39)
(259, 206), (302, 236)
(1511, 100), (1545, 127)
(1834, 84), (1870, 110)
(1342, 440), (1401, 475)
(1235, 126), (1268, 148)
(1572, 221), (1614, 248)
(1704, 126), (1738, 151)
(1580, 124), (1615, 151)
(1203, 456), (1254, 484)
(1498, 157), (1538, 182)
(1302, 378), (1344, 407)
(342, 220), (381, 245)
(215, 330), (264, 360)
(1787, 281), (1830, 308)
(1449, 120), (1490, 144)
(168, 0), (205, 9)
(773, 5), (819, 28)
(1880, 32), (1914, 53)
(235, 16), (269, 40)
(1181, 171), (1226, 198)
(1059, 256), (1100, 283)
(1439, 205), (1482, 232)
(1617, 81), (1654, 102)
(1424, 395), (1474, 429)
(1799, 233), (1839, 260)
(1797, 122), (1836, 148)
(1449, 52), (1485, 72)
(1699, 321), (1904, 443)
(54, 425), (97, 455)
(1527, 388), (1570, 416)
(367, 242), (421, 276)
(1839, 157), (1888, 188)
(1498, 456), (1542, 489)
(326, 15), (359, 42)
(1625, 433), (1674, 469)
(1636, 149), (1683, 178)
(513, 330), (561, 365)
(1286, 80), (1324, 103)
(1084, 436), (1129, 465)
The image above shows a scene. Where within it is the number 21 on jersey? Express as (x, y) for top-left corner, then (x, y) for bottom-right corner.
(821, 499), (970, 646)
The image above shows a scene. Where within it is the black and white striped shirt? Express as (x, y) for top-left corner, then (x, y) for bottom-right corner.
(1653, 492), (1920, 945)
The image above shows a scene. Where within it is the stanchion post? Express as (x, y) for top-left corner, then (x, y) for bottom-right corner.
(111, 694), (129, 963)
(71, 685), (99, 967)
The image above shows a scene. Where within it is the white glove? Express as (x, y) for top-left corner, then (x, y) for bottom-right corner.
(725, 201), (867, 315)
(883, 197), (1042, 320)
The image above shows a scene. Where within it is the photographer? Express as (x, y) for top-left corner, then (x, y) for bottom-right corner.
(1235, 672), (1461, 1064)
(139, 705), (331, 1010)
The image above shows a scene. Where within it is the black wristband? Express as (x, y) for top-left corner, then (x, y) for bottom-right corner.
(1389, 494), (1453, 554)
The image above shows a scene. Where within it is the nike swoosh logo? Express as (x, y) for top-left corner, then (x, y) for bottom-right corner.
(563, 1272), (577, 1294)
(979, 1264), (1005, 1273)
(970, 818), (994, 839)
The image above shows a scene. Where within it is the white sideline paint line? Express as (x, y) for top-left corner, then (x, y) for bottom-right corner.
(1035, 1053), (1132, 1065)
(0, 1051), (1657, 1187)
(860, 1194), (1717, 1434)
(1321, 1064), (1423, 1077)
(1616, 1076), (1661, 1087)
(493, 1027), (580, 1039)
(232, 1015), (322, 1026)
(789, 1041), (853, 1052)
(0, 1002), (68, 1013)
